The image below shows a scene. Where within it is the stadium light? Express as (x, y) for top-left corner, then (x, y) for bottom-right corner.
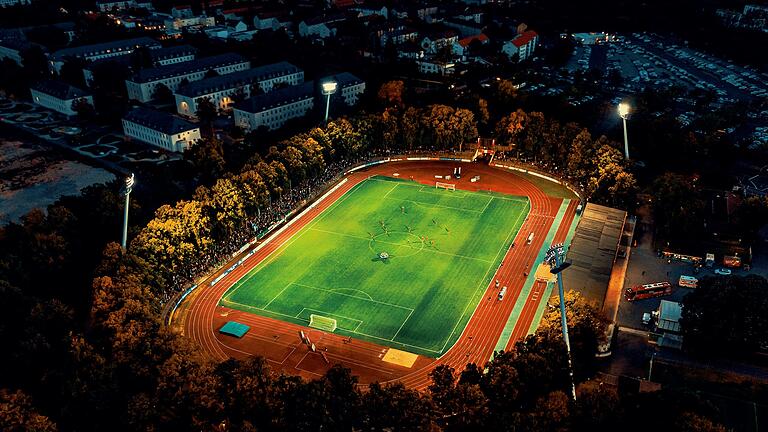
(121, 173), (135, 249)
(545, 243), (577, 401)
(618, 102), (631, 160)
(322, 81), (338, 124)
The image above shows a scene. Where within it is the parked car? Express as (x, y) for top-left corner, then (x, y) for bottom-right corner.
(714, 268), (732, 275)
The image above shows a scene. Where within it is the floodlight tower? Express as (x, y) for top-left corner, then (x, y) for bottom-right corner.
(546, 242), (577, 401)
(121, 173), (135, 250)
(618, 102), (631, 160)
(322, 81), (338, 124)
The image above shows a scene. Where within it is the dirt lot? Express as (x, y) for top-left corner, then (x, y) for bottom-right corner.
(0, 138), (115, 224)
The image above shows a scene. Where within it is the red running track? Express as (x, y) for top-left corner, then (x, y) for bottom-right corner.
(175, 161), (578, 389)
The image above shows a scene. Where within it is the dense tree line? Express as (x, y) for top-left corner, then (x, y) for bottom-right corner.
(682, 274), (768, 356)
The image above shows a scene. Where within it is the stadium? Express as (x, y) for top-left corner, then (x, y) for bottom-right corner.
(173, 157), (581, 389)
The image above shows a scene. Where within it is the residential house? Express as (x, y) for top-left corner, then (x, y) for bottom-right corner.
(417, 59), (455, 75)
(453, 33), (488, 57)
(252, 10), (291, 31)
(420, 30), (459, 54)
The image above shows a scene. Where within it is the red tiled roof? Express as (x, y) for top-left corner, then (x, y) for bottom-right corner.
(512, 30), (538, 47)
(458, 33), (488, 47)
(173, 4), (191, 9)
(333, 0), (356, 8)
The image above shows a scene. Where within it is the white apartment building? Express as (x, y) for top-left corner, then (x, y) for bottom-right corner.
(82, 45), (198, 85)
(49, 37), (161, 73)
(30, 80), (93, 117)
(502, 30), (539, 62)
(234, 81), (315, 131)
(125, 53), (249, 102)
(175, 61), (303, 117)
(122, 107), (201, 153)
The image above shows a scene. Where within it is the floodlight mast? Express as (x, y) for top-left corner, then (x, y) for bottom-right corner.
(322, 81), (338, 124)
(618, 102), (631, 160)
(546, 243), (577, 401)
(121, 173), (135, 250)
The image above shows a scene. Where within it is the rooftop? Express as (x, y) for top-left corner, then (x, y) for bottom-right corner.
(235, 81), (314, 113)
(176, 61), (302, 97)
(512, 30), (538, 47)
(31, 80), (91, 100)
(52, 37), (160, 60)
(130, 53), (247, 83)
(84, 45), (198, 71)
(657, 300), (682, 333)
(560, 203), (627, 308)
(322, 72), (364, 89)
(458, 33), (489, 47)
(124, 107), (199, 135)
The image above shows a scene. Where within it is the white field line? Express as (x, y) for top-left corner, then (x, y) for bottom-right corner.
(437, 200), (530, 354)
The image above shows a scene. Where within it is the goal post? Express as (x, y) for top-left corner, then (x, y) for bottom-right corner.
(309, 314), (338, 332)
(436, 181), (456, 191)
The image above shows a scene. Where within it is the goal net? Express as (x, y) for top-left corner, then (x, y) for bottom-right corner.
(436, 182), (456, 191)
(309, 314), (338, 332)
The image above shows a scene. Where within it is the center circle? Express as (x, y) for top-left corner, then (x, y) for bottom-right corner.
(368, 231), (424, 258)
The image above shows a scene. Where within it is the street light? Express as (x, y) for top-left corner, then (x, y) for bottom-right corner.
(121, 173), (135, 249)
(322, 81), (338, 124)
(618, 102), (631, 160)
(546, 242), (577, 401)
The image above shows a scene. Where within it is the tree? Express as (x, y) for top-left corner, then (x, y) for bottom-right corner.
(196, 97), (218, 135)
(72, 98), (95, 122)
(185, 137), (227, 183)
(400, 106), (421, 150)
(681, 274), (768, 355)
(0, 390), (57, 432)
(537, 291), (609, 379)
(377, 80), (405, 107)
(20, 45), (48, 82)
(129, 46), (154, 71)
(651, 172), (706, 245)
(152, 83), (173, 104)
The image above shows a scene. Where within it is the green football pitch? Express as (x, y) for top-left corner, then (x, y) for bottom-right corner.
(220, 176), (530, 357)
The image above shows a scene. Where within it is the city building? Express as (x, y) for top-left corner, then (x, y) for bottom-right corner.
(0, 0), (31, 6)
(49, 37), (161, 73)
(453, 33), (489, 57)
(82, 45), (198, 86)
(322, 72), (365, 106)
(350, 5), (388, 19)
(125, 53), (249, 102)
(653, 300), (683, 349)
(252, 10), (291, 31)
(501, 30), (538, 62)
(417, 59), (456, 76)
(298, 14), (345, 39)
(122, 107), (201, 152)
(30, 80), (93, 117)
(571, 32), (617, 45)
(175, 61), (304, 117)
(234, 81), (315, 131)
(96, 0), (138, 12)
(164, 15), (216, 35)
(420, 30), (459, 54)
(0, 39), (43, 65)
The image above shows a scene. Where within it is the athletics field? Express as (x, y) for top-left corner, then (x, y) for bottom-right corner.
(220, 175), (529, 357)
